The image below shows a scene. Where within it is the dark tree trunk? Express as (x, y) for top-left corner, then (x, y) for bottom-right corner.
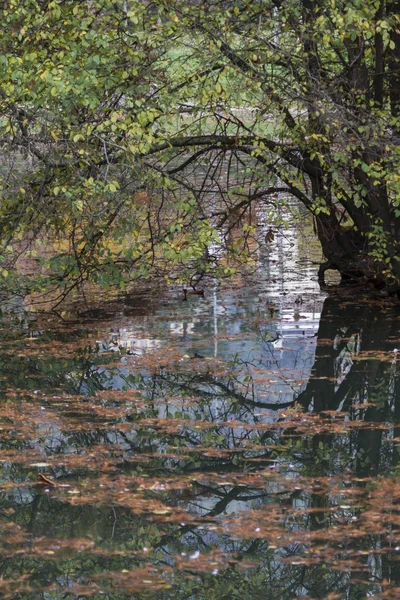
(388, 0), (400, 119)
(298, 0), (400, 294)
(315, 207), (400, 292)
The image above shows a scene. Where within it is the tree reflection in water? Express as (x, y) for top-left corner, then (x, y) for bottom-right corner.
(0, 292), (400, 599)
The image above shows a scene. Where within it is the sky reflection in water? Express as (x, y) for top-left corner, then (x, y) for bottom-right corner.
(0, 219), (400, 599)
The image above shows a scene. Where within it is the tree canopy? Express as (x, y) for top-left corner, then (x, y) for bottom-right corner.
(1, 0), (400, 301)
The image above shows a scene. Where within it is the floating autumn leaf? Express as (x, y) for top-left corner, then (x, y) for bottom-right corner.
(38, 473), (57, 487)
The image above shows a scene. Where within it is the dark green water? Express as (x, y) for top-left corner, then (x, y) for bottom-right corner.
(1, 221), (400, 599)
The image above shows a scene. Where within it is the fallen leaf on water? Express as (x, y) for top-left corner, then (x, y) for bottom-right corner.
(38, 473), (56, 486)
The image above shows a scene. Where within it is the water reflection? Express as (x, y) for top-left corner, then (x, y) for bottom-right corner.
(1, 235), (400, 597)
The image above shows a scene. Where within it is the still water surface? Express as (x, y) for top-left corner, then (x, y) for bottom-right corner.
(1, 219), (400, 599)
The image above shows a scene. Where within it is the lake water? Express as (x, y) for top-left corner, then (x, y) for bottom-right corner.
(1, 213), (400, 599)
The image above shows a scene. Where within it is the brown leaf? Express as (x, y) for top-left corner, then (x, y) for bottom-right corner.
(38, 473), (57, 486)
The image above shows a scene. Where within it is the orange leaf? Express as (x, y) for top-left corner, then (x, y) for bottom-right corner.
(38, 473), (56, 486)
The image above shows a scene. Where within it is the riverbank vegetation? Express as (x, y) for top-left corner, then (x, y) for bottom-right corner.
(1, 0), (400, 302)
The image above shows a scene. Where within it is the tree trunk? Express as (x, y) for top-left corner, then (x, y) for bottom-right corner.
(388, 0), (400, 119)
(316, 219), (367, 285)
(315, 211), (400, 293)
